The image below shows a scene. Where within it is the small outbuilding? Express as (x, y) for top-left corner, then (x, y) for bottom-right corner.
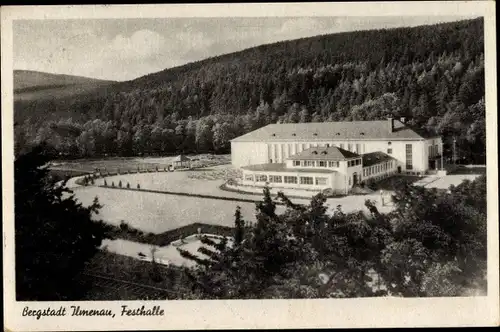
(172, 154), (191, 169)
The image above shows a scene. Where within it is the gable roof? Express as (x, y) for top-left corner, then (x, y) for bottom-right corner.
(231, 120), (437, 142)
(361, 151), (397, 168)
(288, 146), (359, 161)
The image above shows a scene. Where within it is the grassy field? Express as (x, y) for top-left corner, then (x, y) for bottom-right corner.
(49, 154), (231, 174)
(74, 186), (275, 234)
(371, 175), (422, 191)
(94, 168), (256, 201)
(47, 169), (92, 182)
(67, 156), (399, 234)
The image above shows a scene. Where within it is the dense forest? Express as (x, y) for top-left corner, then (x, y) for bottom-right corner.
(177, 177), (487, 299)
(15, 18), (485, 163)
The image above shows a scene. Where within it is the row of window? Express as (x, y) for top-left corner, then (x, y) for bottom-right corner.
(291, 159), (361, 168)
(245, 174), (328, 186)
(363, 161), (395, 177)
(347, 159), (362, 167)
(269, 142), (367, 161)
(292, 160), (340, 168)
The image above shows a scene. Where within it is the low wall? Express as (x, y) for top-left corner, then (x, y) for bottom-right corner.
(225, 183), (325, 199)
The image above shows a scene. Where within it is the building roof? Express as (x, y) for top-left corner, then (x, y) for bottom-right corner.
(173, 155), (191, 162)
(361, 151), (397, 168)
(231, 119), (438, 142)
(241, 163), (336, 174)
(288, 146), (359, 161)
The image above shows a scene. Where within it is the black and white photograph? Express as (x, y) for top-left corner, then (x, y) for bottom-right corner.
(2, 2), (498, 330)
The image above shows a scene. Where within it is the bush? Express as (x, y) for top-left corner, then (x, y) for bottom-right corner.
(119, 180), (122, 188)
(137, 183), (141, 189)
(322, 188), (335, 197)
(365, 178), (377, 191)
(112, 181), (115, 187)
(127, 182), (130, 189)
(119, 220), (130, 231)
(104, 179), (107, 186)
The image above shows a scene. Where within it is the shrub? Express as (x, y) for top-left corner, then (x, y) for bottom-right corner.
(137, 183), (141, 189)
(322, 188), (335, 198)
(156, 166), (159, 172)
(127, 182), (130, 189)
(112, 181), (115, 187)
(119, 180), (122, 188)
(119, 220), (129, 231)
(104, 179), (107, 186)
(90, 178), (95, 185)
(365, 178), (377, 191)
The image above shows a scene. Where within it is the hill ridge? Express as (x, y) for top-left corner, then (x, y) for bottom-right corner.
(14, 17), (485, 164)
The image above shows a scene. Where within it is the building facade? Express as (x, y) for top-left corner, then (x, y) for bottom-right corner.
(231, 118), (442, 175)
(240, 146), (399, 194)
(240, 146), (363, 193)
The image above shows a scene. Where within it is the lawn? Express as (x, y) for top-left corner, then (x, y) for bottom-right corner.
(47, 169), (92, 182)
(449, 166), (487, 175)
(74, 186), (281, 234)
(93, 166), (310, 203)
(48, 154), (231, 174)
(68, 158), (398, 234)
(371, 175), (422, 191)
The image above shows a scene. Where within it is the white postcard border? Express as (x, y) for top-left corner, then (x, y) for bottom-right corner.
(2, 2), (498, 330)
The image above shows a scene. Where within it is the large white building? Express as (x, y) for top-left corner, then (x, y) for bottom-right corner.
(231, 118), (443, 193)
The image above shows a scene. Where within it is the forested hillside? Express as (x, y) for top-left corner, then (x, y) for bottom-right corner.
(15, 18), (485, 163)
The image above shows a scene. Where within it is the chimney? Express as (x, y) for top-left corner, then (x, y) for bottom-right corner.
(387, 117), (394, 133)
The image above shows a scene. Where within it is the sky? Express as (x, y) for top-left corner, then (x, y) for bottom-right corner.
(13, 16), (476, 82)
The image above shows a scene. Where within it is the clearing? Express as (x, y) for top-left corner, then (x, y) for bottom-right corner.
(74, 186), (271, 234)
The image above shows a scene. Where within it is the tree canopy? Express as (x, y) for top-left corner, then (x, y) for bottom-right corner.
(179, 176), (487, 299)
(15, 18), (485, 163)
(15, 144), (108, 300)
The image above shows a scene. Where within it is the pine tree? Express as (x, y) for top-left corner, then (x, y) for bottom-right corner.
(15, 145), (107, 300)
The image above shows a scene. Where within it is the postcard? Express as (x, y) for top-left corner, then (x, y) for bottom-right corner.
(2, 2), (498, 330)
